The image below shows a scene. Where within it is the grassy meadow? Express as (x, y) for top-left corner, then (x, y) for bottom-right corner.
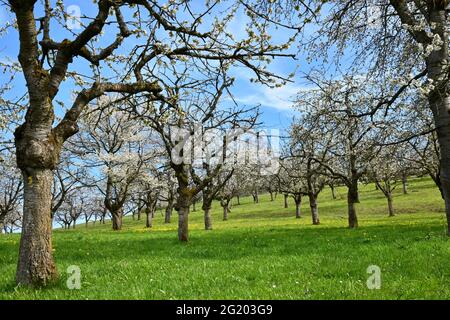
(0, 177), (449, 299)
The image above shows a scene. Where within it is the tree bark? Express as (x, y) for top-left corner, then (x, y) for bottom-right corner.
(427, 5), (450, 236)
(165, 202), (172, 223)
(173, 164), (193, 241)
(111, 209), (123, 231)
(145, 208), (153, 228)
(294, 196), (301, 218)
(16, 169), (58, 286)
(236, 195), (240, 205)
(347, 183), (359, 228)
(284, 194), (288, 208)
(223, 205), (229, 221)
(387, 193), (395, 217)
(402, 174), (408, 194)
(309, 193), (320, 225)
(204, 207), (213, 230)
(178, 205), (189, 241)
(270, 191), (274, 201)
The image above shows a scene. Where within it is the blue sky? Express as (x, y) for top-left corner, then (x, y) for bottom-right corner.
(0, 1), (317, 137)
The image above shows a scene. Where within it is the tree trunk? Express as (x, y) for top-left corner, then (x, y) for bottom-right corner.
(387, 193), (395, 217)
(165, 203), (172, 223)
(330, 184), (337, 200)
(347, 183), (359, 228)
(427, 6), (450, 236)
(309, 193), (320, 225)
(223, 205), (229, 221)
(178, 205), (189, 241)
(253, 189), (259, 203)
(270, 191), (274, 201)
(284, 194), (288, 208)
(111, 210), (123, 231)
(101, 207), (107, 224)
(295, 202), (301, 218)
(175, 166), (192, 242)
(402, 174), (408, 194)
(72, 220), (76, 229)
(145, 208), (153, 228)
(294, 196), (301, 218)
(236, 195), (240, 205)
(204, 207), (212, 230)
(192, 201), (196, 212)
(16, 169), (58, 286)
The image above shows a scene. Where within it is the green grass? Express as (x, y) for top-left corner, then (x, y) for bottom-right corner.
(0, 177), (449, 299)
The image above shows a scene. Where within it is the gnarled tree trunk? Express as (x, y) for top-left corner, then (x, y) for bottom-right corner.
(16, 169), (58, 286)
(111, 209), (123, 231)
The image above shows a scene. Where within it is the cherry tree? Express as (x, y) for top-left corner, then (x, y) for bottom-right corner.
(71, 104), (154, 231)
(290, 113), (333, 225)
(122, 63), (262, 241)
(216, 171), (241, 221)
(276, 158), (307, 219)
(294, 75), (383, 228)
(296, 0), (450, 234)
(3, 0), (300, 285)
(369, 145), (406, 217)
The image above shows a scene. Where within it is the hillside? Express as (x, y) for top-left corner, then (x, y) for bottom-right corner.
(0, 177), (449, 299)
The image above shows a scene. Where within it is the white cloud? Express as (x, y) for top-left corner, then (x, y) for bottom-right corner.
(232, 83), (310, 111)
